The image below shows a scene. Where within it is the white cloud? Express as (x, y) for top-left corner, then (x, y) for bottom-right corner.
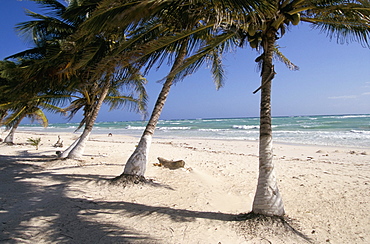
(328, 95), (357, 99)
(328, 88), (370, 100)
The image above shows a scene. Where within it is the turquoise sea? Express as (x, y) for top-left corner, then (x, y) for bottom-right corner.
(15, 114), (370, 148)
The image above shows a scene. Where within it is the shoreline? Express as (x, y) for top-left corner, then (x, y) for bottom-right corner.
(11, 128), (370, 150)
(3, 113), (369, 149)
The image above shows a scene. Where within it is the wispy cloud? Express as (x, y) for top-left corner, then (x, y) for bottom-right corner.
(328, 95), (357, 99)
(329, 91), (370, 99)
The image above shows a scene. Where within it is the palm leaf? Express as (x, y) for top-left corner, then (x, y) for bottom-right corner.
(166, 31), (236, 88)
(27, 108), (49, 127)
(273, 46), (299, 71)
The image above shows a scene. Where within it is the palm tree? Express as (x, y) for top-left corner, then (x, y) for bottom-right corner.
(0, 94), (65, 144)
(59, 71), (148, 159)
(238, 0), (369, 217)
(8, 0), (99, 92)
(8, 0), (148, 157)
(176, 0), (369, 216)
(85, 0), (369, 217)
(77, 0), (238, 177)
(0, 63), (12, 132)
(122, 42), (188, 176)
(0, 60), (66, 144)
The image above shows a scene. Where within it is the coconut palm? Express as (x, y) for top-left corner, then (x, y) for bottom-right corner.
(8, 0), (148, 157)
(59, 71), (148, 159)
(0, 63), (13, 126)
(175, 0), (369, 216)
(0, 94), (65, 144)
(8, 0), (99, 92)
(0, 60), (66, 144)
(0, 61), (26, 141)
(235, 0), (370, 217)
(85, 0), (369, 217)
(77, 0), (243, 178)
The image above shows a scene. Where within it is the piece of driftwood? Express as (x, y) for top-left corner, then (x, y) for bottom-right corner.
(53, 135), (63, 147)
(155, 157), (185, 169)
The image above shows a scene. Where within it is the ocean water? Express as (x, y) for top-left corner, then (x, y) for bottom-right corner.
(13, 114), (370, 148)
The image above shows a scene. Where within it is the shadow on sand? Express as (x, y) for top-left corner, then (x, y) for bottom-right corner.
(0, 149), (310, 243)
(0, 152), (152, 243)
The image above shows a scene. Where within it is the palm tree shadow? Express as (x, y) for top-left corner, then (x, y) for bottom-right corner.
(91, 200), (239, 223)
(1, 153), (311, 243)
(0, 154), (154, 243)
(0, 152), (238, 243)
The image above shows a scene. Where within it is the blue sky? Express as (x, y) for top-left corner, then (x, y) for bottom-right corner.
(1, 0), (369, 124)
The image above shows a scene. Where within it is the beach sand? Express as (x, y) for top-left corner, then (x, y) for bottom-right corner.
(1, 131), (369, 243)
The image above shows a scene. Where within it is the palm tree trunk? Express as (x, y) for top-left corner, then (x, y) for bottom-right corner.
(59, 137), (80, 158)
(252, 29), (285, 216)
(4, 118), (22, 144)
(122, 43), (188, 176)
(66, 80), (111, 159)
(67, 129), (91, 159)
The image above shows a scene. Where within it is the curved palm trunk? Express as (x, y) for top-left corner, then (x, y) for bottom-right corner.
(67, 128), (91, 159)
(122, 44), (187, 176)
(65, 81), (111, 159)
(4, 117), (23, 144)
(252, 30), (285, 216)
(59, 137), (80, 158)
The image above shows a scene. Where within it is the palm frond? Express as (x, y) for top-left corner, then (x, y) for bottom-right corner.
(27, 108), (48, 127)
(166, 31), (236, 87)
(105, 95), (140, 112)
(2, 107), (27, 126)
(300, 0), (370, 47)
(31, 0), (67, 17)
(273, 46), (299, 71)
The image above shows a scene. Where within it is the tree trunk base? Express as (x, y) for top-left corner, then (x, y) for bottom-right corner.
(109, 174), (152, 188)
(235, 212), (311, 243)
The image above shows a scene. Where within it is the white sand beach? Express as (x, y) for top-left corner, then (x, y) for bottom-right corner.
(1, 131), (369, 243)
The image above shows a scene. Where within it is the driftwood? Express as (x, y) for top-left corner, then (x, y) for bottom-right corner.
(53, 135), (63, 147)
(155, 157), (185, 170)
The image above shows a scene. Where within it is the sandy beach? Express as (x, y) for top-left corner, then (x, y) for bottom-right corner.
(1, 131), (369, 243)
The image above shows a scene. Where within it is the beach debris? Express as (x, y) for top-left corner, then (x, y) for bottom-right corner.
(348, 150), (368, 155)
(53, 135), (63, 147)
(154, 157), (185, 169)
